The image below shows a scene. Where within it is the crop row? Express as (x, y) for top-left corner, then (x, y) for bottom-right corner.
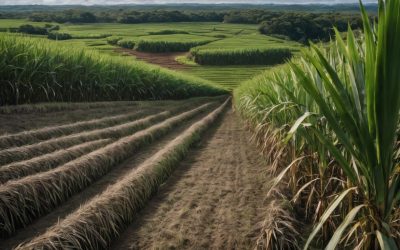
(0, 110), (171, 166)
(0, 110), (146, 149)
(234, 2), (400, 248)
(0, 139), (110, 184)
(0, 101), (215, 237)
(15, 98), (230, 249)
(0, 34), (225, 105)
(107, 36), (214, 52)
(0, 101), (137, 114)
(191, 48), (292, 65)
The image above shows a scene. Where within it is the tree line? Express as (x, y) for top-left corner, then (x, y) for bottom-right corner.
(0, 9), (375, 43)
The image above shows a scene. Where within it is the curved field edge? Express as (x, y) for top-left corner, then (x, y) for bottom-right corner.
(0, 34), (227, 106)
(15, 98), (230, 249)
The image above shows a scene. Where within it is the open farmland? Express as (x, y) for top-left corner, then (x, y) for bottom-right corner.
(0, 96), (272, 249)
(0, 20), (301, 89)
(0, 1), (391, 248)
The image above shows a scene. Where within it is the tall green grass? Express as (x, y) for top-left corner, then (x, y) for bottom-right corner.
(235, 0), (400, 248)
(136, 39), (212, 53)
(0, 34), (226, 105)
(191, 48), (292, 65)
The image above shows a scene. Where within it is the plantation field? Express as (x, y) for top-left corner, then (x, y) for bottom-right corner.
(0, 19), (300, 89)
(0, 96), (271, 249)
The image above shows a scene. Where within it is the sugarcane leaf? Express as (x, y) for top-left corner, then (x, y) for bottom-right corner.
(325, 205), (365, 250)
(376, 230), (399, 250)
(304, 187), (356, 249)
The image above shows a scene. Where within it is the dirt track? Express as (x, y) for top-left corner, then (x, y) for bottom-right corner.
(0, 99), (270, 249)
(112, 109), (269, 249)
(116, 48), (189, 70)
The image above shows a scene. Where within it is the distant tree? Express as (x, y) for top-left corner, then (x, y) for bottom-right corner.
(18, 24), (48, 35)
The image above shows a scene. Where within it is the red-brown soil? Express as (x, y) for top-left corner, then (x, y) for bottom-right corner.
(116, 48), (189, 70)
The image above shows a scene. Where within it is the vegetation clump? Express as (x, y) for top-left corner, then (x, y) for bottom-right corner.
(116, 38), (136, 49)
(148, 29), (189, 35)
(191, 48), (292, 65)
(47, 32), (72, 40)
(136, 40), (212, 53)
(235, 0), (400, 248)
(0, 34), (226, 105)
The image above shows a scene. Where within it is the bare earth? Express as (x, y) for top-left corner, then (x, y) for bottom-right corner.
(116, 48), (189, 70)
(111, 108), (269, 250)
(0, 102), (270, 249)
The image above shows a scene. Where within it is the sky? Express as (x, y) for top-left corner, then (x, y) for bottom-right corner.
(0, 0), (377, 5)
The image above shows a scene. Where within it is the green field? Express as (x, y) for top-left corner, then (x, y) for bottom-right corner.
(0, 19), (301, 90)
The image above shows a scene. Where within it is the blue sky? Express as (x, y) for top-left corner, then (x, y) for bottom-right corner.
(0, 0), (377, 5)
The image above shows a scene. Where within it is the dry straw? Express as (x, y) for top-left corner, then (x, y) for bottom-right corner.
(15, 98), (230, 250)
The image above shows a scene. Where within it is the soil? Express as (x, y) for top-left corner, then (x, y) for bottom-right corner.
(116, 48), (190, 70)
(0, 103), (270, 249)
(111, 108), (269, 250)
(0, 106), (213, 250)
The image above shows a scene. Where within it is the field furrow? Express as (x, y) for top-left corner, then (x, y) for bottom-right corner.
(0, 102), (216, 237)
(0, 139), (111, 184)
(0, 110), (147, 149)
(0, 103), (216, 250)
(0, 97), (221, 135)
(13, 98), (230, 250)
(0, 111), (167, 166)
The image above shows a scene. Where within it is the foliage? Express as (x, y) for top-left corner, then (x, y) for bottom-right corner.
(191, 48), (292, 65)
(0, 34), (226, 105)
(17, 24), (48, 35)
(116, 38), (136, 49)
(106, 36), (122, 45)
(47, 32), (72, 40)
(148, 29), (189, 35)
(234, 0), (400, 248)
(258, 12), (366, 43)
(136, 39), (212, 53)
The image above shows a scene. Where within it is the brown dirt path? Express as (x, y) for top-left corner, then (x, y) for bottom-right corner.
(116, 48), (189, 70)
(111, 108), (270, 250)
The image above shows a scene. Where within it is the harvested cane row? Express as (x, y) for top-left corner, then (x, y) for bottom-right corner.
(0, 101), (138, 115)
(0, 110), (147, 149)
(0, 111), (170, 166)
(0, 98), (214, 167)
(0, 96), (223, 148)
(0, 101), (216, 237)
(0, 139), (111, 184)
(15, 98), (230, 250)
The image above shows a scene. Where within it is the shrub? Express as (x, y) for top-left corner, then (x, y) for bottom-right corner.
(148, 30), (189, 35)
(136, 40), (211, 53)
(18, 24), (48, 35)
(191, 48), (292, 65)
(47, 32), (72, 40)
(106, 36), (122, 45)
(116, 39), (136, 49)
